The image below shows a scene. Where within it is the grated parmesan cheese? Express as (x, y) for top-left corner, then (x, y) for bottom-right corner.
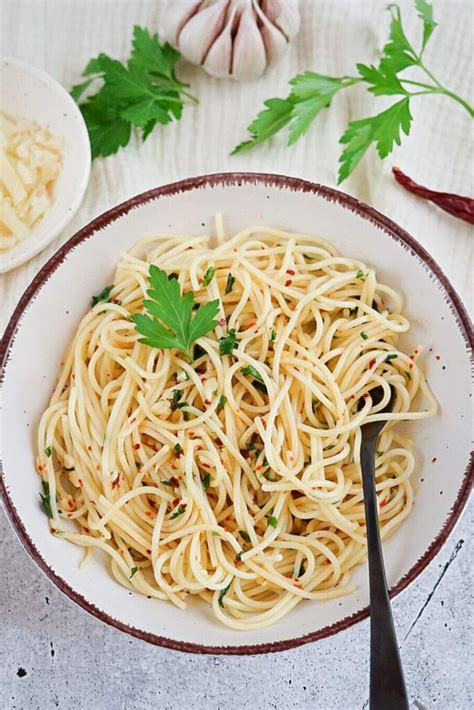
(0, 112), (63, 250)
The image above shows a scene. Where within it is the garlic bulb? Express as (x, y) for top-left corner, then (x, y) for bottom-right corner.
(161, 0), (300, 82)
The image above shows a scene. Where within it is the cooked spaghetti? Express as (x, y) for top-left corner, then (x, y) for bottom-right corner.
(37, 222), (437, 630)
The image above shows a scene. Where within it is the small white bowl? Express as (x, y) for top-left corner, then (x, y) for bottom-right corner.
(0, 174), (471, 654)
(0, 57), (91, 273)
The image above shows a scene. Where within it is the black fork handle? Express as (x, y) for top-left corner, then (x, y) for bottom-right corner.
(360, 436), (409, 710)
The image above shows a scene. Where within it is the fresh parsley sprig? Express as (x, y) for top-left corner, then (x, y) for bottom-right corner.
(133, 265), (220, 361)
(232, 0), (473, 183)
(72, 26), (197, 158)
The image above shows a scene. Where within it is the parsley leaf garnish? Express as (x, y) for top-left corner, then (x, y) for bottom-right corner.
(360, 332), (369, 341)
(267, 515), (278, 528)
(270, 329), (277, 343)
(92, 285), (114, 307)
(225, 273), (236, 295)
(385, 353), (398, 361)
(170, 389), (184, 411)
(71, 26), (197, 159)
(356, 270), (365, 279)
(133, 265), (219, 361)
(203, 266), (216, 287)
(44, 446), (52, 458)
(130, 566), (138, 578)
(202, 472), (211, 491)
(218, 329), (237, 356)
(232, 1), (472, 180)
(338, 98), (413, 183)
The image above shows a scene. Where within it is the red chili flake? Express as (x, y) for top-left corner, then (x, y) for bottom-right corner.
(369, 359), (376, 369)
(219, 317), (226, 327)
(68, 499), (75, 508)
(432, 457), (437, 463)
(87, 446), (92, 451)
(169, 476), (179, 486)
(363, 393), (369, 399)
(96, 464), (101, 471)
(235, 558), (242, 566)
(146, 511), (154, 518)
(215, 437), (223, 447)
(189, 432), (195, 438)
(50, 527), (56, 534)
(134, 443), (141, 450)
(172, 497), (180, 507)
(350, 394), (355, 399)
(380, 499), (387, 508)
(261, 418), (267, 427)
(130, 417), (136, 423)
(38, 464), (43, 473)
(293, 580), (303, 589)
(182, 502), (187, 509)
(435, 355), (441, 361)
(285, 280), (293, 287)
(83, 527), (90, 534)
(67, 513), (73, 518)
(240, 449), (250, 459)
(256, 465), (262, 472)
(112, 473), (120, 488)
(202, 463), (211, 469)
(245, 321), (256, 330)
(409, 354), (414, 360)
(147, 548), (152, 555)
(78, 479), (84, 487)
(286, 269), (296, 275)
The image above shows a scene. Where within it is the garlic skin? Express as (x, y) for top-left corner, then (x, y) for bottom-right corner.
(161, 0), (300, 82)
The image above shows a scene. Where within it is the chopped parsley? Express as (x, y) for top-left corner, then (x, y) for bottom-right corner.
(407, 372), (412, 381)
(239, 530), (251, 544)
(203, 266), (216, 286)
(217, 395), (227, 411)
(270, 329), (277, 342)
(376, 450), (383, 457)
(356, 269), (365, 279)
(385, 353), (398, 362)
(170, 389), (184, 411)
(218, 582), (231, 607)
(173, 442), (183, 454)
(246, 442), (256, 451)
(360, 331), (369, 341)
(44, 446), (52, 458)
(218, 328), (237, 356)
(241, 365), (264, 384)
(235, 551), (243, 562)
(202, 472), (211, 491)
(129, 566), (138, 578)
(225, 273), (236, 295)
(171, 504), (186, 519)
(39, 481), (53, 518)
(91, 285), (114, 307)
(267, 515), (278, 528)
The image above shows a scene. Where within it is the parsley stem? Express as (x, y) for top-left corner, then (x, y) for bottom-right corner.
(418, 62), (474, 117)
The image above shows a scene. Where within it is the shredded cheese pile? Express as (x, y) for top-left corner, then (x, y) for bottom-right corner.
(0, 111), (63, 250)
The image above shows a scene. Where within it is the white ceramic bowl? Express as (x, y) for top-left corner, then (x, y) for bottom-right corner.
(0, 174), (472, 654)
(0, 57), (91, 273)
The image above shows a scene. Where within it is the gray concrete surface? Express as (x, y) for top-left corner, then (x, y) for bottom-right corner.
(0, 500), (472, 710)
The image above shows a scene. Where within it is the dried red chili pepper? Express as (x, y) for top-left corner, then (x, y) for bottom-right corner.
(392, 167), (474, 225)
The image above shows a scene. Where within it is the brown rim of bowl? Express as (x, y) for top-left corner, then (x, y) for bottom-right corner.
(0, 172), (472, 656)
